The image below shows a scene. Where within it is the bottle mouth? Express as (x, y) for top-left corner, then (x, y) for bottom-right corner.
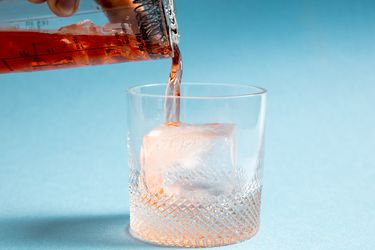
(131, 0), (179, 55)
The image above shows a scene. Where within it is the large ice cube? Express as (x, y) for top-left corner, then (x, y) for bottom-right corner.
(140, 123), (236, 198)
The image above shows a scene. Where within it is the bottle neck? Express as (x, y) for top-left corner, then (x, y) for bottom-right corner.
(97, 0), (179, 57)
(162, 0), (179, 47)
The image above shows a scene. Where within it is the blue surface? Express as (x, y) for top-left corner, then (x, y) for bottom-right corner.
(1, 0), (375, 249)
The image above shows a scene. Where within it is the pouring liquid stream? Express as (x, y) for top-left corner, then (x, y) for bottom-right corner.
(164, 44), (182, 125)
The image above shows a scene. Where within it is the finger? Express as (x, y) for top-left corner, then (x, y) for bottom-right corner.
(28, 0), (47, 3)
(47, 0), (80, 17)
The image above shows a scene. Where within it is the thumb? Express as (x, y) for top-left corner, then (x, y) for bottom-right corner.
(47, 0), (80, 17)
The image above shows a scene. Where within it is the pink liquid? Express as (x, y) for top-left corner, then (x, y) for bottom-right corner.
(0, 30), (171, 73)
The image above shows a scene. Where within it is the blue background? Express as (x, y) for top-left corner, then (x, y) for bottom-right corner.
(1, 0), (375, 249)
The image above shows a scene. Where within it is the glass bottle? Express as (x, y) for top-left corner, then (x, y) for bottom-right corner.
(0, 0), (179, 74)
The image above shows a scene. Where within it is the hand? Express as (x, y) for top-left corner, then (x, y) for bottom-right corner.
(28, 0), (134, 22)
(28, 0), (80, 17)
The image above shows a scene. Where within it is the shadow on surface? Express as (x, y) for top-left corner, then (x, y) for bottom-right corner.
(0, 213), (149, 248)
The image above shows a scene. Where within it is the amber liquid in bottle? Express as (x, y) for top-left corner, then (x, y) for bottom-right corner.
(0, 29), (172, 73)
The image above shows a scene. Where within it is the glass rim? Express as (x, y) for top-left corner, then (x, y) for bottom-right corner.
(128, 82), (267, 99)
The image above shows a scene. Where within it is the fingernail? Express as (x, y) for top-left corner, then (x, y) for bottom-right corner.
(54, 0), (78, 16)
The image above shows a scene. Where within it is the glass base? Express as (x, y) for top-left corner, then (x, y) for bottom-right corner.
(128, 168), (262, 248)
(129, 226), (259, 248)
